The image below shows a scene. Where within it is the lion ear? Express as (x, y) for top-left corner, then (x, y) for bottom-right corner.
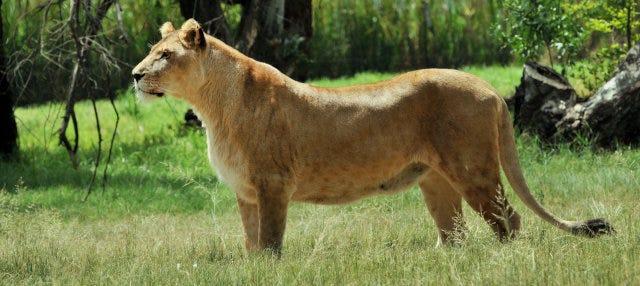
(179, 18), (206, 49)
(160, 22), (175, 38)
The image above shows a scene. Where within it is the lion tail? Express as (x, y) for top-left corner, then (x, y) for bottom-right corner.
(497, 99), (614, 237)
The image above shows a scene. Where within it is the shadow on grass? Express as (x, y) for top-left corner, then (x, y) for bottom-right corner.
(1, 133), (217, 189)
(0, 137), (238, 218)
(0, 161), (217, 195)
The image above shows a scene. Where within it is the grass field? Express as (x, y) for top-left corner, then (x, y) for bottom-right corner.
(1, 66), (638, 285)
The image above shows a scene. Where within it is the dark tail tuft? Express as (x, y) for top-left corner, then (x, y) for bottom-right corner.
(572, 218), (616, 237)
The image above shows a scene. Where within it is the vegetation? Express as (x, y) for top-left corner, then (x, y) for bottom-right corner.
(2, 68), (638, 284)
(310, 0), (511, 77)
(496, 0), (639, 86)
(494, 0), (583, 69)
(5, 0), (637, 105)
(1, 0), (639, 283)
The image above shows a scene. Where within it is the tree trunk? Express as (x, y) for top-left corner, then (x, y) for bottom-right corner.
(177, 0), (312, 80)
(556, 42), (640, 148)
(419, 0), (433, 67)
(0, 0), (19, 158)
(178, 0), (232, 44)
(282, 0), (312, 80)
(512, 61), (577, 142)
(235, 0), (290, 75)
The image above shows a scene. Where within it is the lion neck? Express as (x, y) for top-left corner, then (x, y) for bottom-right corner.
(187, 36), (297, 145)
(186, 37), (250, 122)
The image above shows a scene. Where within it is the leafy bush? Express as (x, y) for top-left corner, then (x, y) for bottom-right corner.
(493, 0), (584, 70)
(495, 0), (639, 93)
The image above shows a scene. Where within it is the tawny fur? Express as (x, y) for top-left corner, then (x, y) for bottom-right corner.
(132, 19), (614, 255)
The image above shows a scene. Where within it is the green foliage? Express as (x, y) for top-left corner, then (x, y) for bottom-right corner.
(563, 1), (639, 93)
(221, 2), (242, 32)
(496, 0), (639, 93)
(2, 0), (184, 105)
(494, 0), (585, 69)
(564, 0), (640, 47)
(308, 0), (510, 78)
(568, 45), (627, 94)
(4, 0), (638, 103)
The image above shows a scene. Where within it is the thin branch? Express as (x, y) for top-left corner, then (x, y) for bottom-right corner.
(83, 95), (103, 202)
(101, 93), (119, 189)
(114, 0), (128, 43)
(71, 107), (79, 154)
(59, 0), (115, 173)
(39, 0), (66, 70)
(16, 0), (122, 200)
(58, 61), (80, 169)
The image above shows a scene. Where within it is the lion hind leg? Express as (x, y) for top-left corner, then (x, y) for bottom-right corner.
(419, 170), (466, 247)
(448, 173), (521, 242)
(430, 151), (520, 241)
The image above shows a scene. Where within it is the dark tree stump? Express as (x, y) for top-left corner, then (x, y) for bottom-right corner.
(556, 42), (640, 148)
(512, 61), (577, 142)
(0, 0), (18, 158)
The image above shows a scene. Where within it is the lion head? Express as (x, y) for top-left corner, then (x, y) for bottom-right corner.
(132, 19), (207, 102)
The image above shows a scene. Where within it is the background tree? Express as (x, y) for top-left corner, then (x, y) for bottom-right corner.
(59, 0), (125, 199)
(496, 0), (639, 92)
(494, 0), (584, 71)
(3, 0), (127, 199)
(177, 0), (312, 80)
(178, 0), (233, 43)
(564, 0), (640, 92)
(0, 0), (18, 159)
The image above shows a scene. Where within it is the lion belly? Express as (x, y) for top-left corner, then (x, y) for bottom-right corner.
(290, 161), (429, 204)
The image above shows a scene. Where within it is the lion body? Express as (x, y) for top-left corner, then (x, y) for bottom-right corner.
(199, 67), (504, 206)
(132, 19), (613, 255)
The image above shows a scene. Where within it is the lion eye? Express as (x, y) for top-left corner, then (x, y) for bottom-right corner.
(161, 51), (171, 60)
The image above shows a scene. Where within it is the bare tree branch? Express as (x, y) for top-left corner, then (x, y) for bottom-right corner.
(54, 0), (120, 200)
(83, 93), (103, 202)
(114, 0), (128, 44)
(102, 94), (120, 189)
(58, 61), (80, 169)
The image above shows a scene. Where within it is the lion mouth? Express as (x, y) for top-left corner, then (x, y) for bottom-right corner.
(137, 88), (164, 97)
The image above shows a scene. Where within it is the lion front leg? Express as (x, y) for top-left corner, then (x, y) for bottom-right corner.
(255, 185), (290, 256)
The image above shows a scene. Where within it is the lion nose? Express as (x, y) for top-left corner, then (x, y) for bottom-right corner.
(133, 73), (145, 82)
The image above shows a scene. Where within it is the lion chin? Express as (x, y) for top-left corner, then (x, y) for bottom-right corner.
(134, 87), (164, 103)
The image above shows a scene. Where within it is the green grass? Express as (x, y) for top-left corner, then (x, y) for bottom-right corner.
(460, 65), (523, 97)
(1, 66), (638, 285)
(307, 65), (523, 97)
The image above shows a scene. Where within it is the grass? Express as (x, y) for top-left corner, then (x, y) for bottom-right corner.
(1, 66), (639, 285)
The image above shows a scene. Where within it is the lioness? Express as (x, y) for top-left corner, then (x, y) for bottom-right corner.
(132, 19), (613, 255)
